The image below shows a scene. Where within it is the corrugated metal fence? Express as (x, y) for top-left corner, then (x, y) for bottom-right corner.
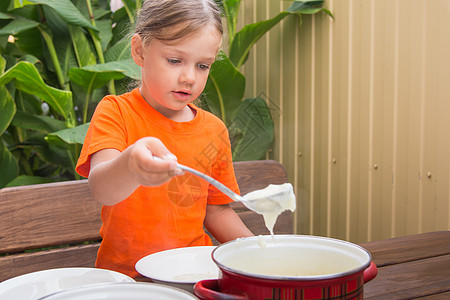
(239, 0), (450, 243)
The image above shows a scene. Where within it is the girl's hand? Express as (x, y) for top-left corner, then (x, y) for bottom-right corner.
(126, 137), (183, 187)
(89, 137), (183, 205)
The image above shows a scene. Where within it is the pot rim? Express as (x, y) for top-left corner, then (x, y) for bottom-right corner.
(212, 235), (372, 282)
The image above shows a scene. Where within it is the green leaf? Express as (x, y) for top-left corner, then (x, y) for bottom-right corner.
(69, 68), (122, 90)
(93, 7), (110, 20)
(228, 0), (325, 68)
(0, 61), (73, 119)
(110, 7), (130, 45)
(0, 85), (16, 136)
(45, 125), (88, 176)
(12, 110), (66, 132)
(43, 4), (70, 36)
(5, 175), (63, 187)
(0, 55), (16, 136)
(14, 89), (42, 115)
(229, 11), (289, 68)
(69, 59), (140, 89)
(121, 0), (136, 23)
(0, 16), (39, 36)
(34, 142), (75, 174)
(222, 0), (241, 43)
(19, 54), (41, 65)
(105, 37), (131, 62)
(287, 0), (324, 14)
(203, 52), (245, 124)
(0, 54), (5, 73)
(229, 97), (274, 161)
(8, 0), (34, 10)
(71, 79), (105, 102)
(69, 25), (96, 67)
(43, 9), (77, 79)
(26, 0), (98, 31)
(56, 37), (77, 78)
(46, 122), (89, 147)
(14, 28), (43, 58)
(0, 142), (19, 188)
(0, 12), (14, 20)
(96, 19), (113, 52)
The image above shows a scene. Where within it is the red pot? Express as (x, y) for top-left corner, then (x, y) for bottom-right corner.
(194, 235), (377, 300)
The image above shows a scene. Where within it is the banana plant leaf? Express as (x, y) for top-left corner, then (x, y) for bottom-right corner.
(105, 37), (132, 62)
(228, 12), (289, 68)
(14, 89), (43, 115)
(24, 0), (98, 32)
(96, 19), (114, 51)
(0, 61), (73, 120)
(0, 56), (16, 136)
(120, 0), (137, 23)
(5, 175), (63, 187)
(222, 0), (242, 43)
(46, 123), (89, 149)
(0, 142), (19, 188)
(69, 59), (140, 90)
(42, 5), (78, 76)
(287, 0), (325, 13)
(44, 124), (90, 177)
(228, 97), (274, 161)
(0, 12), (13, 19)
(203, 52), (245, 124)
(69, 25), (97, 68)
(0, 86), (15, 136)
(14, 28), (43, 59)
(228, 0), (325, 68)
(12, 111), (66, 132)
(33, 141), (76, 174)
(0, 16), (39, 36)
(51, 33), (78, 80)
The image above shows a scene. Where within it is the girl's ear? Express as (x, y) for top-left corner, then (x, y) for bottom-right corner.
(131, 34), (144, 67)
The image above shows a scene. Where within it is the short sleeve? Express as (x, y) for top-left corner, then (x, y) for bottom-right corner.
(75, 97), (128, 178)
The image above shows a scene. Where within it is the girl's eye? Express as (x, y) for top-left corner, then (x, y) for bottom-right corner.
(197, 64), (210, 70)
(167, 58), (181, 64)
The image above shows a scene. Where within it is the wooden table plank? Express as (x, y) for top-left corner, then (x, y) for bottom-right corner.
(364, 254), (450, 299)
(360, 231), (450, 267)
(417, 291), (450, 299)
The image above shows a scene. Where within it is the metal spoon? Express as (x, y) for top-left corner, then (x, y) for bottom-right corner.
(154, 157), (295, 213)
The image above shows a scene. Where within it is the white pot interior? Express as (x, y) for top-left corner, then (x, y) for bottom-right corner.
(213, 235), (371, 280)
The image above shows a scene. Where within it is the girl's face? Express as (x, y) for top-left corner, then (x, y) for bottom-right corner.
(132, 25), (222, 121)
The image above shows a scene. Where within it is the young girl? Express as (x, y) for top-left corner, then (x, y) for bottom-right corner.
(75, 0), (254, 278)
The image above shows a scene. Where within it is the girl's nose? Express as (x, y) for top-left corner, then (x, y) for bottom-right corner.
(179, 66), (196, 85)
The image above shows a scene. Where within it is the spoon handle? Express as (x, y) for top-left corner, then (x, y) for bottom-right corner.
(154, 157), (244, 202)
(176, 163), (245, 202)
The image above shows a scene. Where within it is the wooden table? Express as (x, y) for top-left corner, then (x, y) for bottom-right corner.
(360, 231), (450, 299)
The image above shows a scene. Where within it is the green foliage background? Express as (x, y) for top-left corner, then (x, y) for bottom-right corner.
(0, 0), (329, 188)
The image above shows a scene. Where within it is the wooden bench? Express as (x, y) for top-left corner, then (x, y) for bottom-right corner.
(0, 160), (293, 282)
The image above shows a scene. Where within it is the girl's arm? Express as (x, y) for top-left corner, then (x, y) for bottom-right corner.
(88, 137), (182, 206)
(204, 204), (254, 243)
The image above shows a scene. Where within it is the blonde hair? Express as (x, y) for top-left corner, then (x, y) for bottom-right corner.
(134, 0), (223, 43)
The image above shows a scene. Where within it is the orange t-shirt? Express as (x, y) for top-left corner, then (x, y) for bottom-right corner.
(76, 89), (238, 277)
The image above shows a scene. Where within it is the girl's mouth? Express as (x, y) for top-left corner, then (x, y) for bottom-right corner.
(172, 90), (192, 101)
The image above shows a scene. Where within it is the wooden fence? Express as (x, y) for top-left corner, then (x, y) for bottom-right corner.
(239, 0), (450, 243)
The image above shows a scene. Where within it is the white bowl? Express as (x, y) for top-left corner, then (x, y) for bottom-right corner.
(38, 282), (198, 299)
(135, 246), (218, 293)
(0, 267), (135, 300)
